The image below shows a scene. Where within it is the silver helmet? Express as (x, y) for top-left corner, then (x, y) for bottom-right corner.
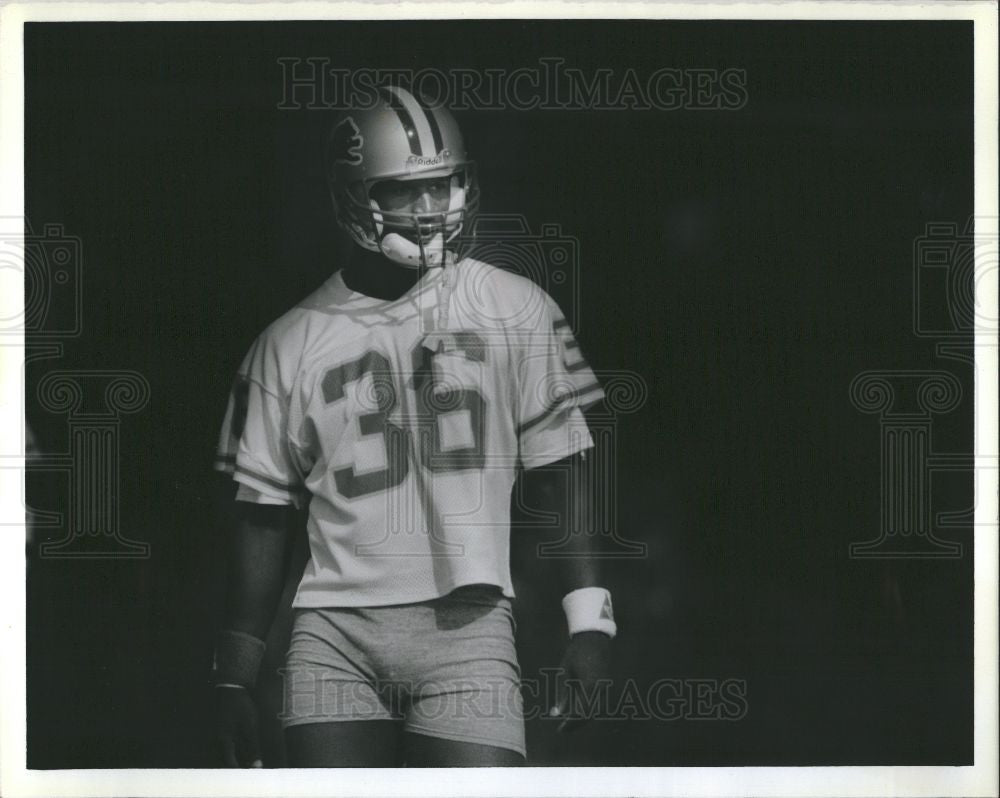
(324, 85), (479, 269)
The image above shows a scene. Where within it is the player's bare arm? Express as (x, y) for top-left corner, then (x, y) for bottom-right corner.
(224, 504), (297, 639)
(520, 439), (615, 733)
(214, 503), (296, 767)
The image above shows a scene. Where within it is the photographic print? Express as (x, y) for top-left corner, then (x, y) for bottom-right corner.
(1, 3), (996, 797)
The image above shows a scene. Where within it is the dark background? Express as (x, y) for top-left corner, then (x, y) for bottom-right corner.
(24, 21), (974, 767)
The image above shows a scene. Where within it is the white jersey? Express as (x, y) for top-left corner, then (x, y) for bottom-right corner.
(214, 258), (603, 607)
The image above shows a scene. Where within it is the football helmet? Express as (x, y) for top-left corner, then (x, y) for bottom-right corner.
(324, 86), (479, 270)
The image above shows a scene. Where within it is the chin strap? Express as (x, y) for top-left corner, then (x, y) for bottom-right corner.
(436, 252), (455, 331)
(408, 229), (456, 332)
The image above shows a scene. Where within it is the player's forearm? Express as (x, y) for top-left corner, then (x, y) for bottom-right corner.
(223, 504), (292, 639)
(527, 451), (603, 593)
(556, 452), (602, 593)
(554, 499), (601, 593)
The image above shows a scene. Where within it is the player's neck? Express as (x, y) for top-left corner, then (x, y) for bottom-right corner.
(342, 248), (422, 301)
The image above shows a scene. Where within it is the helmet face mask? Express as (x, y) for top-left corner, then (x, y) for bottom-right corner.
(325, 87), (479, 270)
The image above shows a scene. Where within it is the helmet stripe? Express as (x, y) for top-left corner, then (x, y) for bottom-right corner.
(380, 86), (422, 156)
(383, 85), (436, 158)
(417, 97), (445, 155)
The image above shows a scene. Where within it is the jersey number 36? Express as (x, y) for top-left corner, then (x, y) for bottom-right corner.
(321, 340), (487, 499)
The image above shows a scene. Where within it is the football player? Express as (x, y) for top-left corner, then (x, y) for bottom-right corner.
(212, 84), (616, 766)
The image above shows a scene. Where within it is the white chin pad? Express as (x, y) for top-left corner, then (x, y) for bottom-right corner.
(380, 231), (447, 268)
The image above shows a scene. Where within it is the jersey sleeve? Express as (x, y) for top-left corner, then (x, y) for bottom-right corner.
(214, 334), (307, 506)
(515, 291), (605, 470)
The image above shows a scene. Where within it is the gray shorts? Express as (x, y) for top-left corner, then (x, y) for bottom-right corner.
(281, 585), (525, 757)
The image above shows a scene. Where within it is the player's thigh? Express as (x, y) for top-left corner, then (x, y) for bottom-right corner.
(285, 720), (402, 767)
(404, 731), (525, 767)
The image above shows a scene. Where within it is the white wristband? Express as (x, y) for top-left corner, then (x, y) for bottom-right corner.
(562, 587), (617, 638)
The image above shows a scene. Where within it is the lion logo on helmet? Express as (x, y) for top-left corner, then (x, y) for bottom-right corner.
(330, 116), (364, 166)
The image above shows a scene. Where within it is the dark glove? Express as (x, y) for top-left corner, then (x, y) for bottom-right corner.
(549, 630), (613, 733)
(215, 685), (263, 767)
